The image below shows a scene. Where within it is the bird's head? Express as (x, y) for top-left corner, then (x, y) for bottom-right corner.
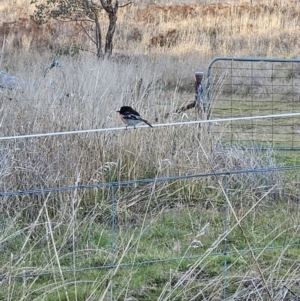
(117, 106), (134, 114)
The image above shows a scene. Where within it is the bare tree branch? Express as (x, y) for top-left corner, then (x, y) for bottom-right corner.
(176, 101), (196, 114)
(119, 2), (131, 8)
(80, 21), (96, 45)
(31, 0), (125, 58)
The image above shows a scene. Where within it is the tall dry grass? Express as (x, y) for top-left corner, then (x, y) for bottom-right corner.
(0, 52), (202, 187)
(1, 0), (300, 58)
(0, 0), (298, 249)
(0, 1), (300, 300)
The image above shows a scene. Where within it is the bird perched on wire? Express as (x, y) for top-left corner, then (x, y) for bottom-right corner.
(117, 106), (153, 129)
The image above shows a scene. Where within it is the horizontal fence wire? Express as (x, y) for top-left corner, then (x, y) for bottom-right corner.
(1, 165), (299, 283)
(1, 58), (300, 300)
(0, 112), (300, 141)
(1, 164), (300, 197)
(2, 244), (300, 281)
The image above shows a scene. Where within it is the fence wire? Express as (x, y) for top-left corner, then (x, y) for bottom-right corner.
(1, 57), (300, 300)
(1, 165), (300, 300)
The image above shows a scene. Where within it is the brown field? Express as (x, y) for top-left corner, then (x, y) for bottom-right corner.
(0, 0), (300, 58)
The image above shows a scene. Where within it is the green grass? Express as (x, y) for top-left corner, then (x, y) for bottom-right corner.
(209, 87), (300, 149)
(1, 186), (300, 300)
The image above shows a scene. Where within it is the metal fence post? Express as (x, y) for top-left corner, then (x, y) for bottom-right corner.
(110, 185), (116, 301)
(195, 71), (205, 113)
(223, 175), (229, 300)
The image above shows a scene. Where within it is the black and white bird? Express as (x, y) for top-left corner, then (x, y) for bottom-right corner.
(117, 106), (153, 129)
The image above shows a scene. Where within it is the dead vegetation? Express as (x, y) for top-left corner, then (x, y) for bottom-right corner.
(0, 1), (300, 56)
(149, 28), (179, 48)
(136, 3), (197, 23)
(135, 1), (300, 23)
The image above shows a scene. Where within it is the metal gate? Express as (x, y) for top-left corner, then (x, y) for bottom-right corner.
(204, 57), (300, 150)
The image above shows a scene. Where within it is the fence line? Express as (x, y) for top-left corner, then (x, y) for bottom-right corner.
(0, 112), (300, 141)
(2, 243), (299, 282)
(1, 164), (299, 197)
(1, 160), (299, 283)
(1, 116), (300, 299)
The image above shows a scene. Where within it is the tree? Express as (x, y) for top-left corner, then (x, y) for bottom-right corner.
(30, 0), (131, 58)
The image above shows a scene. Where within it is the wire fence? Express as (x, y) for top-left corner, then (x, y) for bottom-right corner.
(1, 62), (300, 298)
(206, 57), (300, 150)
(1, 164), (300, 300)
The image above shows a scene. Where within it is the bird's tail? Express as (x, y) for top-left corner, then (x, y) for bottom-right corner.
(140, 118), (153, 128)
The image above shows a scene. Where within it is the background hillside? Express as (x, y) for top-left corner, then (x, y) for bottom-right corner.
(1, 0), (300, 59)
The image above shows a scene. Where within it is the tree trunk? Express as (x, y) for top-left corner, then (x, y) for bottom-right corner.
(100, 0), (119, 58)
(94, 14), (103, 58)
(104, 9), (117, 57)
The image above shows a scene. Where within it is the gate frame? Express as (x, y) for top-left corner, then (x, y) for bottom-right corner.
(205, 57), (300, 120)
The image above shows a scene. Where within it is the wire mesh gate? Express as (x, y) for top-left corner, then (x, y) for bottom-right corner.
(205, 57), (300, 150)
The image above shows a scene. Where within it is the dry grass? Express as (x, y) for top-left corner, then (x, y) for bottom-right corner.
(0, 52), (210, 190)
(1, 0), (300, 58)
(0, 1), (300, 300)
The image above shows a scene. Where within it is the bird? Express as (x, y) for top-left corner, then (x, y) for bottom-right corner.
(116, 106), (153, 129)
(44, 59), (61, 77)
